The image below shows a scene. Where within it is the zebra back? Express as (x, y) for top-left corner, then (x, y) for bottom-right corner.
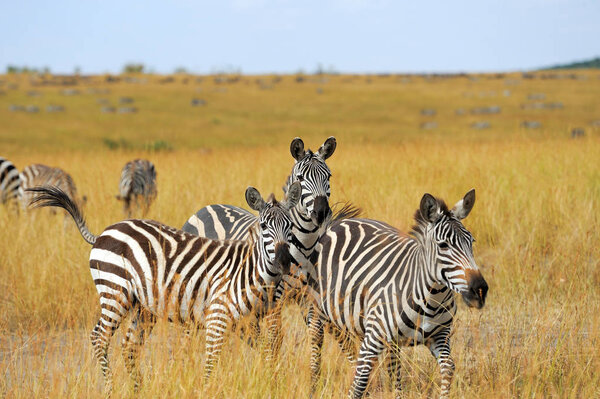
(19, 164), (83, 209)
(0, 157), (21, 205)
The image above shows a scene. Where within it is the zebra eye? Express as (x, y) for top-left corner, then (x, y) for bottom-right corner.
(260, 222), (267, 229)
(296, 174), (304, 181)
(439, 241), (449, 249)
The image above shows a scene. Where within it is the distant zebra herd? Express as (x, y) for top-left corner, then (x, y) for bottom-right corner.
(0, 157), (156, 216)
(2, 137), (488, 399)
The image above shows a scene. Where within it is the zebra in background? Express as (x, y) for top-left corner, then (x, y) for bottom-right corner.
(181, 137), (339, 358)
(19, 164), (86, 210)
(116, 159), (157, 217)
(0, 157), (21, 208)
(309, 189), (488, 399)
(27, 182), (301, 394)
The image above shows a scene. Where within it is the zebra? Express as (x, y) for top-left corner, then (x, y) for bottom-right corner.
(181, 137), (340, 358)
(0, 157), (21, 207)
(27, 181), (301, 394)
(308, 189), (488, 399)
(18, 164), (86, 210)
(116, 159), (157, 217)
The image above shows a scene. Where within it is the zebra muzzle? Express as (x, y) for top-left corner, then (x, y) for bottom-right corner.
(312, 195), (331, 226)
(462, 271), (488, 309)
(274, 243), (292, 275)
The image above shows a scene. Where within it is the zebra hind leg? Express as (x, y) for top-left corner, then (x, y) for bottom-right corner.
(428, 331), (455, 399)
(121, 306), (156, 392)
(89, 307), (128, 395)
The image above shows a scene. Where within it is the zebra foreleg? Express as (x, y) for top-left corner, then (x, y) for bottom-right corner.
(263, 301), (283, 365)
(386, 345), (402, 399)
(348, 326), (386, 399)
(308, 314), (324, 397)
(121, 307), (156, 392)
(428, 331), (455, 399)
(329, 324), (356, 364)
(203, 305), (232, 381)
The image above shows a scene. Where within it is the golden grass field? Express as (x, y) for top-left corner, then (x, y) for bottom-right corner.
(1, 71), (599, 398)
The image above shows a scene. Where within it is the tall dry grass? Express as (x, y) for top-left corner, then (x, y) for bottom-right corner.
(1, 72), (599, 398)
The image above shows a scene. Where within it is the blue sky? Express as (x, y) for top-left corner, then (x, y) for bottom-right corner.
(1, 0), (599, 74)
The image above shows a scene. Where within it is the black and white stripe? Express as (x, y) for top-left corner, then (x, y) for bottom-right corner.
(309, 190), (488, 399)
(19, 164), (84, 210)
(0, 157), (21, 206)
(181, 137), (338, 357)
(116, 159), (157, 217)
(27, 182), (301, 394)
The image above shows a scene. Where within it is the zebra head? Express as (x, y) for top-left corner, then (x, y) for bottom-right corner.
(246, 181), (301, 275)
(418, 189), (488, 309)
(286, 137), (336, 226)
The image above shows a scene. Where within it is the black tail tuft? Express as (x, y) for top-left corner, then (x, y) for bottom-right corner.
(27, 186), (97, 245)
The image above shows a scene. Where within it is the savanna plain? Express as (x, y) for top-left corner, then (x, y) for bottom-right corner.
(0, 71), (599, 398)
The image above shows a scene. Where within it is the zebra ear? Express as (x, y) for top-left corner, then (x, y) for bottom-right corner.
(290, 137), (305, 161)
(283, 181), (302, 210)
(452, 189), (476, 220)
(420, 193), (441, 223)
(317, 136), (336, 160)
(246, 187), (266, 212)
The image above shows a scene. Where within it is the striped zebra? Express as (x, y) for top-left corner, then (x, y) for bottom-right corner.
(182, 137), (339, 357)
(19, 164), (86, 210)
(116, 159), (157, 217)
(0, 157), (21, 207)
(27, 182), (301, 394)
(308, 189), (488, 399)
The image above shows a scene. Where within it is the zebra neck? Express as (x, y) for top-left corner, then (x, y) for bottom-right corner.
(409, 245), (451, 309)
(290, 206), (320, 252)
(251, 238), (282, 289)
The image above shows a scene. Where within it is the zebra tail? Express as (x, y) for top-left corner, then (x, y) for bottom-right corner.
(26, 186), (97, 245)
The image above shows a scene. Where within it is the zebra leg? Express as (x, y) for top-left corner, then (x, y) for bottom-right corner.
(121, 307), (156, 392)
(264, 301), (283, 365)
(203, 305), (232, 380)
(238, 317), (261, 348)
(89, 308), (127, 395)
(348, 326), (386, 399)
(428, 331), (455, 399)
(386, 344), (402, 398)
(308, 313), (324, 397)
(329, 324), (356, 364)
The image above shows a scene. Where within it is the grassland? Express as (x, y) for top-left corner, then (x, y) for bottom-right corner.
(1, 71), (599, 398)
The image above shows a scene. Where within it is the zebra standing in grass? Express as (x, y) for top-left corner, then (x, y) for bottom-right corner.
(308, 190), (488, 399)
(27, 182), (301, 394)
(116, 159), (157, 217)
(182, 137), (340, 357)
(19, 164), (86, 210)
(0, 157), (21, 207)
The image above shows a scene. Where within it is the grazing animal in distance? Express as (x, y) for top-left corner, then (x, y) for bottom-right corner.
(116, 159), (157, 217)
(0, 157), (21, 208)
(18, 164), (85, 210)
(27, 182), (301, 394)
(309, 189), (488, 399)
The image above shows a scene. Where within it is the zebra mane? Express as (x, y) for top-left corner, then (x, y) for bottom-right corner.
(318, 201), (362, 233)
(410, 197), (450, 239)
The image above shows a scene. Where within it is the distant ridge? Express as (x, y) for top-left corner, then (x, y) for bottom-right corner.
(542, 57), (600, 70)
